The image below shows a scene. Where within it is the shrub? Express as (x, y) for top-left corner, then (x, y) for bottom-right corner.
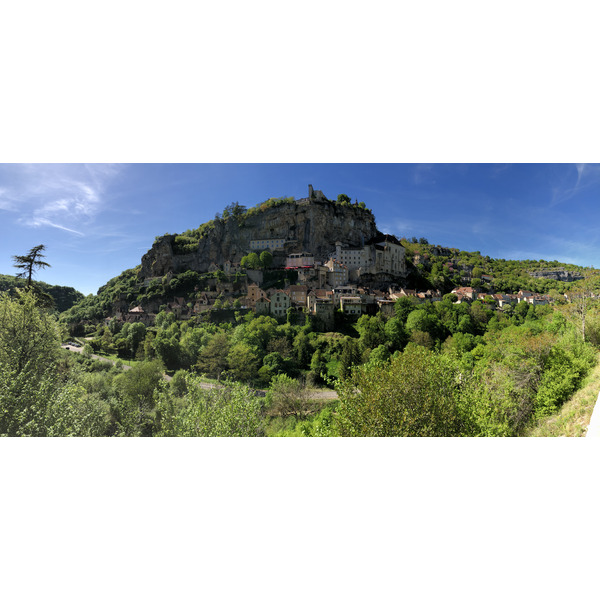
(334, 345), (469, 436)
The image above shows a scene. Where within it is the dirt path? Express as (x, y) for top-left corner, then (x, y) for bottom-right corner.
(62, 344), (132, 370)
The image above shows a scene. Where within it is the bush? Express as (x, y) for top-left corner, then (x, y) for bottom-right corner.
(265, 374), (315, 419)
(534, 347), (587, 418)
(155, 375), (264, 436)
(335, 345), (469, 436)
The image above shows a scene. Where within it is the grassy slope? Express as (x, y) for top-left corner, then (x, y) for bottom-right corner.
(525, 352), (600, 437)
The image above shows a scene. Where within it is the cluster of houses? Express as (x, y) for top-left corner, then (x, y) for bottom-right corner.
(201, 234), (406, 289)
(245, 283), (400, 329)
(116, 278), (419, 329)
(114, 280), (558, 330)
(114, 230), (408, 329)
(450, 287), (552, 307)
(113, 205), (557, 329)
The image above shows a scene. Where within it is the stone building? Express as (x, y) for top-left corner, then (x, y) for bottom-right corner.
(256, 297), (270, 314)
(269, 290), (291, 317)
(285, 253), (315, 269)
(246, 283), (268, 308)
(250, 239), (286, 252)
(324, 258), (349, 286)
(288, 285), (309, 306)
(340, 296), (365, 316)
(307, 289), (335, 330)
(333, 233), (406, 281)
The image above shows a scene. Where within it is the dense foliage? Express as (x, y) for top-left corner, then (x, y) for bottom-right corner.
(4, 222), (600, 437)
(400, 238), (590, 295)
(3, 277), (599, 437)
(0, 274), (84, 313)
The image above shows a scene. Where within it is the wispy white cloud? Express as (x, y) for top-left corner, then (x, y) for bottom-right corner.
(0, 164), (123, 236)
(575, 163), (585, 187)
(550, 163), (600, 207)
(33, 218), (84, 236)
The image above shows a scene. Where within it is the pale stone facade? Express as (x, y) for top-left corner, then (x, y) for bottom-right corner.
(269, 290), (291, 317)
(286, 253), (315, 269)
(250, 239), (286, 251)
(333, 234), (406, 281)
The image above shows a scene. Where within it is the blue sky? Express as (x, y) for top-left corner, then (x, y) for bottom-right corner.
(1, 163), (599, 295)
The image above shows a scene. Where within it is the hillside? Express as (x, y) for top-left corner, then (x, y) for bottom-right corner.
(7, 188), (600, 439)
(0, 274), (84, 313)
(139, 194), (378, 279)
(400, 238), (590, 295)
(60, 191), (594, 335)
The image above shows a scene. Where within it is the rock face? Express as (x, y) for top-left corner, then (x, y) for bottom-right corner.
(528, 269), (584, 282)
(139, 198), (380, 279)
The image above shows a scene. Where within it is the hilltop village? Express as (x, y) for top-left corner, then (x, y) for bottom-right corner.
(7, 183), (600, 441)
(116, 275), (556, 331)
(107, 186), (562, 331)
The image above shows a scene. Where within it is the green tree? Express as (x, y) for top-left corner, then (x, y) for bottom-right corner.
(227, 343), (261, 383)
(170, 369), (189, 397)
(241, 252), (262, 270)
(126, 322), (146, 358)
(469, 301), (493, 330)
(153, 327), (183, 370)
(0, 301), (54, 433)
(155, 376), (264, 437)
(222, 202), (247, 220)
(179, 327), (207, 368)
(309, 348), (327, 384)
(43, 380), (110, 437)
(266, 374), (315, 419)
(12, 244), (51, 288)
(335, 345), (469, 436)
(113, 360), (164, 436)
(368, 344), (391, 365)
(384, 317), (408, 351)
(356, 314), (386, 351)
(565, 275), (600, 340)
(263, 351), (286, 374)
(408, 330), (434, 349)
(244, 315), (278, 351)
(99, 327), (115, 353)
(196, 332), (230, 379)
(405, 308), (442, 340)
(338, 337), (361, 381)
(293, 330), (312, 367)
(394, 296), (417, 324)
(12, 244), (54, 307)
(0, 289), (93, 436)
(259, 251), (273, 269)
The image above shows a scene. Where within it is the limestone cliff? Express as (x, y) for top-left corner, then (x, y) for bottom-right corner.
(139, 198), (380, 278)
(527, 269), (584, 282)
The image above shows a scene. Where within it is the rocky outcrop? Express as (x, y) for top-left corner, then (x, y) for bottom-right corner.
(528, 269), (584, 282)
(139, 198), (380, 278)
